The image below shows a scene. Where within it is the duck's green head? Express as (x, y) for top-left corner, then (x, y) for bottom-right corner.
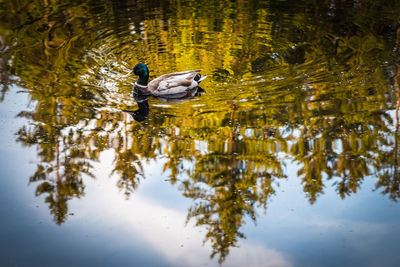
(133, 63), (149, 86)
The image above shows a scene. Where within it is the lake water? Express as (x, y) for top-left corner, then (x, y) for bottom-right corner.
(1, 0), (400, 266)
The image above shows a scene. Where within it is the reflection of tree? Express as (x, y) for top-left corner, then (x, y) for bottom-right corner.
(291, 110), (392, 203)
(163, 108), (287, 263)
(1, 0), (400, 263)
(375, 63), (400, 200)
(16, 97), (94, 224)
(111, 113), (144, 197)
(183, 145), (284, 263)
(0, 35), (9, 102)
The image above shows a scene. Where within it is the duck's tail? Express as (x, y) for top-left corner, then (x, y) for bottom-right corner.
(194, 73), (207, 83)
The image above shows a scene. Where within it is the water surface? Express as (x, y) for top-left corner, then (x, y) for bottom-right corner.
(1, 0), (400, 266)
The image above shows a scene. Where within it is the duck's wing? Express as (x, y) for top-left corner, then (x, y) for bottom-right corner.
(148, 71), (200, 96)
(154, 87), (200, 101)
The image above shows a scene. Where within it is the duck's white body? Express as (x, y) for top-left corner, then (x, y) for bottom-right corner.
(134, 70), (206, 98)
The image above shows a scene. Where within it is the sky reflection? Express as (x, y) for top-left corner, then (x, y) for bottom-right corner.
(1, 92), (399, 266)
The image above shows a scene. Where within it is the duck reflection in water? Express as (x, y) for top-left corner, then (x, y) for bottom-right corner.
(124, 86), (205, 122)
(123, 90), (150, 122)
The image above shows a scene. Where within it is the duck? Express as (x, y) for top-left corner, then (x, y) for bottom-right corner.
(132, 63), (207, 98)
(123, 82), (205, 122)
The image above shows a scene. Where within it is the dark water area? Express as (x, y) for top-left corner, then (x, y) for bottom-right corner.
(1, 0), (400, 266)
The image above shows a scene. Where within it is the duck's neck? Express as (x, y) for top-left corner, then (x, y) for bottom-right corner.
(137, 73), (149, 86)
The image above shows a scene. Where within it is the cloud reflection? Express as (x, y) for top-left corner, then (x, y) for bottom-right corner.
(76, 151), (292, 267)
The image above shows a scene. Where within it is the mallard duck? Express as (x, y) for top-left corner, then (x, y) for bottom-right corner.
(133, 63), (207, 98)
(123, 86), (206, 122)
